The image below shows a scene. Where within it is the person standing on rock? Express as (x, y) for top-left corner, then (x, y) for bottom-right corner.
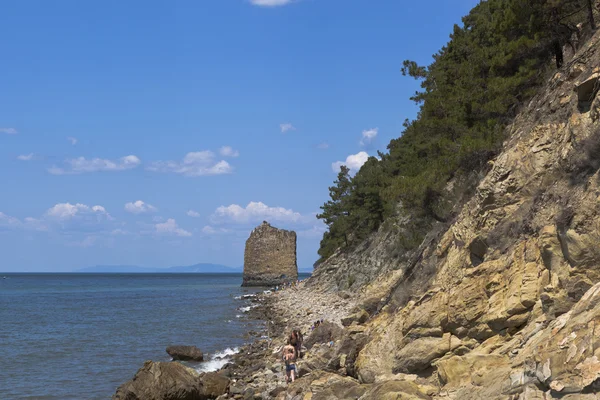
(292, 329), (303, 358)
(282, 339), (297, 383)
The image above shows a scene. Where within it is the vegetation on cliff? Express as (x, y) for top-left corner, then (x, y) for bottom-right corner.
(317, 0), (596, 261)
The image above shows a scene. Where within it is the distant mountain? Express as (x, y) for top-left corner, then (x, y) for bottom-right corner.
(76, 263), (242, 273)
(77, 263), (313, 274)
(167, 263), (242, 273)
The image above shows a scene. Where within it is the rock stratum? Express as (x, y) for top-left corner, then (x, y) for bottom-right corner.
(296, 29), (600, 399)
(242, 221), (298, 287)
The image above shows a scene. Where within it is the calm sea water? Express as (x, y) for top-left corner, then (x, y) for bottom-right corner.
(0, 274), (268, 400)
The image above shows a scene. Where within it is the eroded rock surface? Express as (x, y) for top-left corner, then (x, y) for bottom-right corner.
(243, 221), (298, 287)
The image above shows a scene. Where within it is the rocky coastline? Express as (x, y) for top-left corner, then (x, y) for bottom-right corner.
(112, 280), (368, 400)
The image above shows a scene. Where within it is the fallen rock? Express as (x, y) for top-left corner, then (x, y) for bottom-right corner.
(199, 372), (229, 399)
(304, 321), (343, 349)
(167, 345), (204, 362)
(341, 309), (369, 326)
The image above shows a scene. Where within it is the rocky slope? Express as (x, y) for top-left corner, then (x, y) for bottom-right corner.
(113, 27), (600, 400)
(297, 28), (600, 399)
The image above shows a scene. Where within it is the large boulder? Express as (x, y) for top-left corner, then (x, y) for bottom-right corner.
(198, 372), (229, 399)
(393, 334), (462, 374)
(166, 345), (204, 362)
(304, 321), (344, 349)
(112, 361), (201, 400)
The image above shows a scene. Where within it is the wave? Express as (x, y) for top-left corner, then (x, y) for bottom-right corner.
(238, 304), (258, 313)
(196, 347), (239, 373)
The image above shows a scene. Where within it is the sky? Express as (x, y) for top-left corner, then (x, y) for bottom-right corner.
(0, 0), (480, 272)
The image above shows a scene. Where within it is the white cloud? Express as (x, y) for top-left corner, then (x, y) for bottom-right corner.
(148, 151), (233, 177)
(155, 218), (192, 237)
(317, 142), (330, 150)
(1, 203), (114, 240)
(212, 201), (303, 224)
(111, 229), (129, 235)
(67, 137), (78, 145)
(49, 155), (141, 175)
(201, 225), (230, 235)
(17, 153), (34, 161)
(0, 212), (21, 228)
(0, 128), (18, 135)
(250, 0), (294, 6)
(332, 151), (369, 173)
(280, 123), (296, 133)
(219, 146), (240, 158)
(45, 203), (111, 220)
(124, 200), (157, 214)
(0, 213), (47, 232)
(360, 128), (378, 146)
(187, 210), (201, 218)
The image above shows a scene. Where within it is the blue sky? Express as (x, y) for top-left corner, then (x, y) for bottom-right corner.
(0, 0), (479, 272)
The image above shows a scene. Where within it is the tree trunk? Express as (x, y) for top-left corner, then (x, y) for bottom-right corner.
(586, 0), (596, 30)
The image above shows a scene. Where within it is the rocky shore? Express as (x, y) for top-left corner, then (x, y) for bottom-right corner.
(112, 281), (372, 400)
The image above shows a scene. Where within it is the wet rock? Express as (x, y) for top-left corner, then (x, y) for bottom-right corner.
(166, 345), (204, 362)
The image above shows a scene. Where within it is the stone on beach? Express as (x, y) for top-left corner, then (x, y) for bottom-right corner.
(112, 361), (202, 400)
(166, 345), (204, 362)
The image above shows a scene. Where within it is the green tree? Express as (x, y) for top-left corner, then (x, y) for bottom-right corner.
(316, 0), (593, 260)
(317, 166), (353, 256)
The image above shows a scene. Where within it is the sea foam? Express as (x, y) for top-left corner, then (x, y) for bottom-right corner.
(196, 347), (239, 373)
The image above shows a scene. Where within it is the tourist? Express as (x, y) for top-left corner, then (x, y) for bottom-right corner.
(291, 329), (303, 358)
(282, 339), (297, 383)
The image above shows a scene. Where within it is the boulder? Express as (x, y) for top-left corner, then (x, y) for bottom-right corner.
(341, 309), (369, 326)
(112, 361), (201, 400)
(393, 334), (462, 374)
(167, 345), (204, 361)
(199, 372), (229, 399)
(304, 321), (343, 349)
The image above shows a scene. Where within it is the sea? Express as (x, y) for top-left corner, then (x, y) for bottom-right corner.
(0, 273), (277, 400)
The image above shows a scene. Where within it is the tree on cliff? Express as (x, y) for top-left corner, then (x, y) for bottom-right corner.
(317, 0), (595, 261)
(317, 166), (353, 258)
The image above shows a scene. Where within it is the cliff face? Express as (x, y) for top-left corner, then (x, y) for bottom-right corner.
(308, 31), (600, 398)
(242, 221), (298, 287)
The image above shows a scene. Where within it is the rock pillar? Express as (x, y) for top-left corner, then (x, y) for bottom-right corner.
(242, 221), (298, 287)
